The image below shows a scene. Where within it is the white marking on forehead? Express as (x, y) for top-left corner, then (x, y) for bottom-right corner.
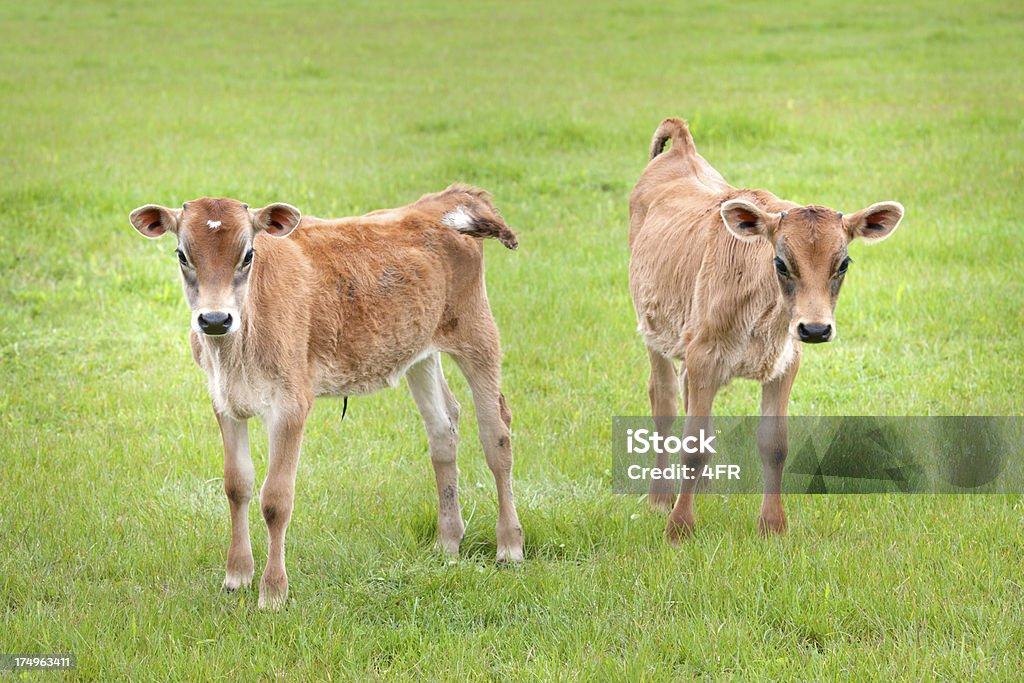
(207, 220), (222, 229)
(441, 207), (474, 231)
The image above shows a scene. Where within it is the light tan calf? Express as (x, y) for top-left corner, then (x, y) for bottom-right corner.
(130, 184), (524, 609)
(629, 118), (904, 542)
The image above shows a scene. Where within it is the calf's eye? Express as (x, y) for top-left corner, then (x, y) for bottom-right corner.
(241, 248), (254, 268)
(176, 248), (188, 267)
(774, 256), (791, 278)
(835, 256), (852, 276)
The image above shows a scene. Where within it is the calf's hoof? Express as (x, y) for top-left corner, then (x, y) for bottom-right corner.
(222, 568), (254, 593)
(495, 525), (525, 563)
(435, 536), (462, 557)
(648, 492), (675, 512)
(664, 513), (695, 545)
(222, 552), (255, 592)
(436, 519), (465, 557)
(258, 571), (289, 610)
(496, 545), (525, 563)
(758, 514), (788, 537)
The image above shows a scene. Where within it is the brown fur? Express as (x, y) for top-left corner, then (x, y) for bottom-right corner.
(629, 118), (904, 540)
(130, 184), (525, 609)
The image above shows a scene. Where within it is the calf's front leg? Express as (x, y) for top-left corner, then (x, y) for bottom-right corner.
(258, 401), (310, 610)
(757, 355), (799, 536)
(218, 411), (255, 591)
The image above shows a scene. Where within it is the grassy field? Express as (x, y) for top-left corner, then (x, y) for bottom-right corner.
(2, 0), (1023, 679)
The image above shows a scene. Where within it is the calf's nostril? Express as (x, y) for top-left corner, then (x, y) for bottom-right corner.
(798, 322), (832, 343)
(198, 311), (231, 334)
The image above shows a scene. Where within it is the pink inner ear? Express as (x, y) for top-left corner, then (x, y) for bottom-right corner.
(133, 208), (165, 234)
(261, 206), (297, 234)
(735, 209), (758, 224)
(870, 209), (898, 226)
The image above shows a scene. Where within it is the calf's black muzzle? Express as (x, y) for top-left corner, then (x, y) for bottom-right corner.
(798, 322), (832, 344)
(198, 311), (232, 336)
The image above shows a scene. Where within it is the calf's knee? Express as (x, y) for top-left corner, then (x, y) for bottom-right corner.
(260, 487), (293, 528)
(225, 478), (253, 506)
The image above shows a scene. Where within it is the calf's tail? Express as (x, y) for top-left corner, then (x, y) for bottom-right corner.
(649, 117), (696, 160)
(439, 184), (519, 250)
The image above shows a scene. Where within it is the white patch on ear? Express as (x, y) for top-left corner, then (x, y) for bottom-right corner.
(441, 207), (474, 231)
(207, 220), (222, 229)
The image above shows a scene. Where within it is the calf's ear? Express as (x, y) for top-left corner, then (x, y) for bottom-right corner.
(252, 203), (301, 237)
(844, 202), (904, 243)
(129, 204), (180, 238)
(721, 199), (781, 243)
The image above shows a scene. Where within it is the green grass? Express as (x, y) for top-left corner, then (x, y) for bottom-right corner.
(2, 0), (1023, 679)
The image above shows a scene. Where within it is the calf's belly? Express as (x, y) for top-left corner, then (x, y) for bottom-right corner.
(311, 346), (437, 398)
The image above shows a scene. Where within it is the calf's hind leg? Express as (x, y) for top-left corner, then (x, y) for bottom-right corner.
(645, 347), (679, 511)
(665, 352), (720, 544)
(407, 353), (465, 555)
(451, 340), (524, 563)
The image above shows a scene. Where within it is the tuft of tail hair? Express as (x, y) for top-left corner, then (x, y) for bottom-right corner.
(648, 117), (696, 161)
(439, 184), (519, 250)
